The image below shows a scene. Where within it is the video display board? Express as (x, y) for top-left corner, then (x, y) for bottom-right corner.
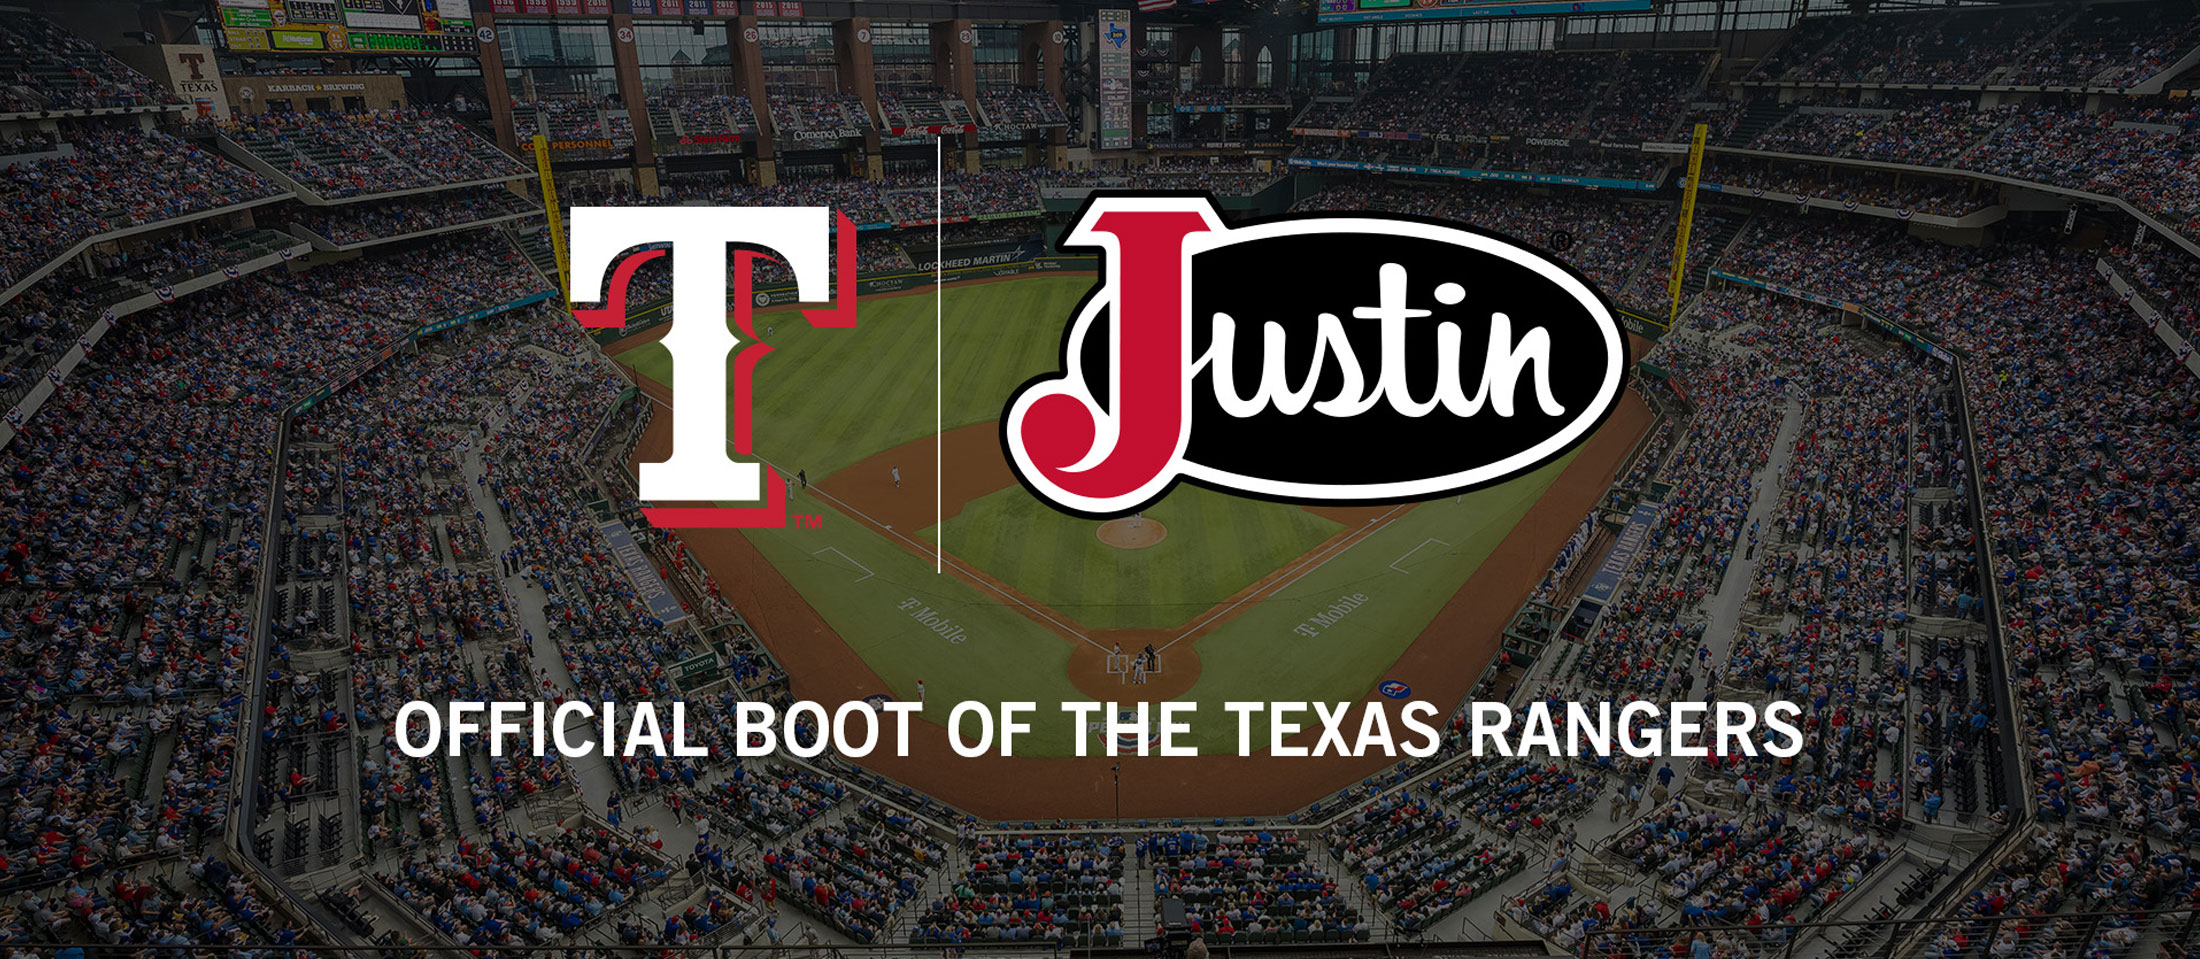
(217, 0), (484, 54)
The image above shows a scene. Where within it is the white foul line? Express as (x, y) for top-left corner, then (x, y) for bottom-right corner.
(1158, 505), (1410, 651)
(1389, 537), (1451, 574)
(934, 134), (943, 576)
(811, 546), (875, 583)
(745, 441), (1108, 653)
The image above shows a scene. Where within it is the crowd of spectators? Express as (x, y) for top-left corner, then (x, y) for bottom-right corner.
(1734, 96), (2200, 238)
(1147, 830), (1368, 940)
(290, 187), (540, 246)
(2010, 1), (2200, 88)
(1328, 788), (1529, 933)
(763, 801), (947, 942)
(0, 227), (292, 397)
(5, 11), (2200, 952)
(876, 89), (977, 129)
(0, 126), (283, 293)
(1291, 97), (1356, 129)
(1752, 2), (2197, 89)
(0, 224), (559, 910)
(1295, 179), (1663, 298)
(1705, 160), (1992, 217)
(224, 109), (528, 199)
(1613, 804), (1892, 926)
(700, 760), (846, 839)
(2113, 238), (2200, 341)
(978, 87), (1068, 128)
(376, 826), (670, 944)
(768, 91), (870, 137)
(1327, 50), (1705, 142)
(0, 14), (181, 114)
(1697, 208), (2200, 845)
(911, 832), (1126, 944)
(1752, 7), (2060, 87)
(1970, 103), (2200, 236)
(880, 168), (1042, 222)
(647, 89), (757, 142)
(511, 97), (613, 144)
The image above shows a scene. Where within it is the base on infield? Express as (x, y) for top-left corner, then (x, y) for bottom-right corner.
(1096, 517), (1167, 550)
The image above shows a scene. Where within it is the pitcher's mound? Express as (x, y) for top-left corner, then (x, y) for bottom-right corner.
(1097, 518), (1167, 550)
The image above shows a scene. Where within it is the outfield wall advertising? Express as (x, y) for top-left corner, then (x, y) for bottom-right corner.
(1287, 156), (1659, 191)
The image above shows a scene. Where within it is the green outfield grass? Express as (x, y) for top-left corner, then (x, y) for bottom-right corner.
(614, 274), (1585, 755)
(614, 274), (1092, 477)
(925, 484), (1343, 630)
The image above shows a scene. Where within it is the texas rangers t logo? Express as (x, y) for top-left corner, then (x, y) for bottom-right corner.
(569, 206), (856, 529)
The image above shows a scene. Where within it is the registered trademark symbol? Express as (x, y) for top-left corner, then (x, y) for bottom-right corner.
(1550, 231), (1575, 253)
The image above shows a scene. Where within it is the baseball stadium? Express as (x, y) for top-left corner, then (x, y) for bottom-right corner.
(1, 0), (2198, 955)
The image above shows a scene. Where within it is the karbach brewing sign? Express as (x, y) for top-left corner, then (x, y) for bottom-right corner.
(1001, 194), (1627, 517)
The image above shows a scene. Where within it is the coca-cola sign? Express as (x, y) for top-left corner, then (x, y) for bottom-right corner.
(1003, 194), (1626, 517)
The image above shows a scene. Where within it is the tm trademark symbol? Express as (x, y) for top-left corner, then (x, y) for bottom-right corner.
(792, 514), (824, 530)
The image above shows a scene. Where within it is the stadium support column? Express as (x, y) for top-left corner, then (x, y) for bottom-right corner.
(729, 14), (776, 188)
(609, 12), (659, 196)
(934, 18), (981, 174)
(478, 9), (519, 156)
(1183, 23), (1224, 141)
(1020, 20), (1068, 170)
(835, 18), (883, 181)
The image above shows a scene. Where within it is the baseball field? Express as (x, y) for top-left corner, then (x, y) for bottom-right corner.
(610, 269), (1650, 815)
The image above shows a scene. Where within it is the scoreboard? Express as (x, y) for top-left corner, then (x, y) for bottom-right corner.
(217, 0), (485, 54)
(1316, 0), (1654, 22)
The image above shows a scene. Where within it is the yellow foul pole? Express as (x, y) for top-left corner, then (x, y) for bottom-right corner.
(532, 134), (570, 305)
(1666, 122), (1709, 328)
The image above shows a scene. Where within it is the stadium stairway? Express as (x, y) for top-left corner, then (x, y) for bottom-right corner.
(503, 223), (561, 290)
(887, 837), (968, 944)
(1680, 212), (1753, 301)
(1695, 394), (1801, 674)
(1307, 835), (1391, 940)
(1720, 99), (1797, 147)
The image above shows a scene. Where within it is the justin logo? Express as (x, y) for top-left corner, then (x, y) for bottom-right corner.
(1002, 194), (1627, 518)
(570, 206), (856, 529)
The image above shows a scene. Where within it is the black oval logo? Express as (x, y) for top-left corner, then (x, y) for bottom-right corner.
(1003, 195), (1627, 517)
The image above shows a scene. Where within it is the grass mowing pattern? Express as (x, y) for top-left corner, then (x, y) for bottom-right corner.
(928, 484), (1343, 630)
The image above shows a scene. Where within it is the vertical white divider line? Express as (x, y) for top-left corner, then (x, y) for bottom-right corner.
(935, 135), (944, 574)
